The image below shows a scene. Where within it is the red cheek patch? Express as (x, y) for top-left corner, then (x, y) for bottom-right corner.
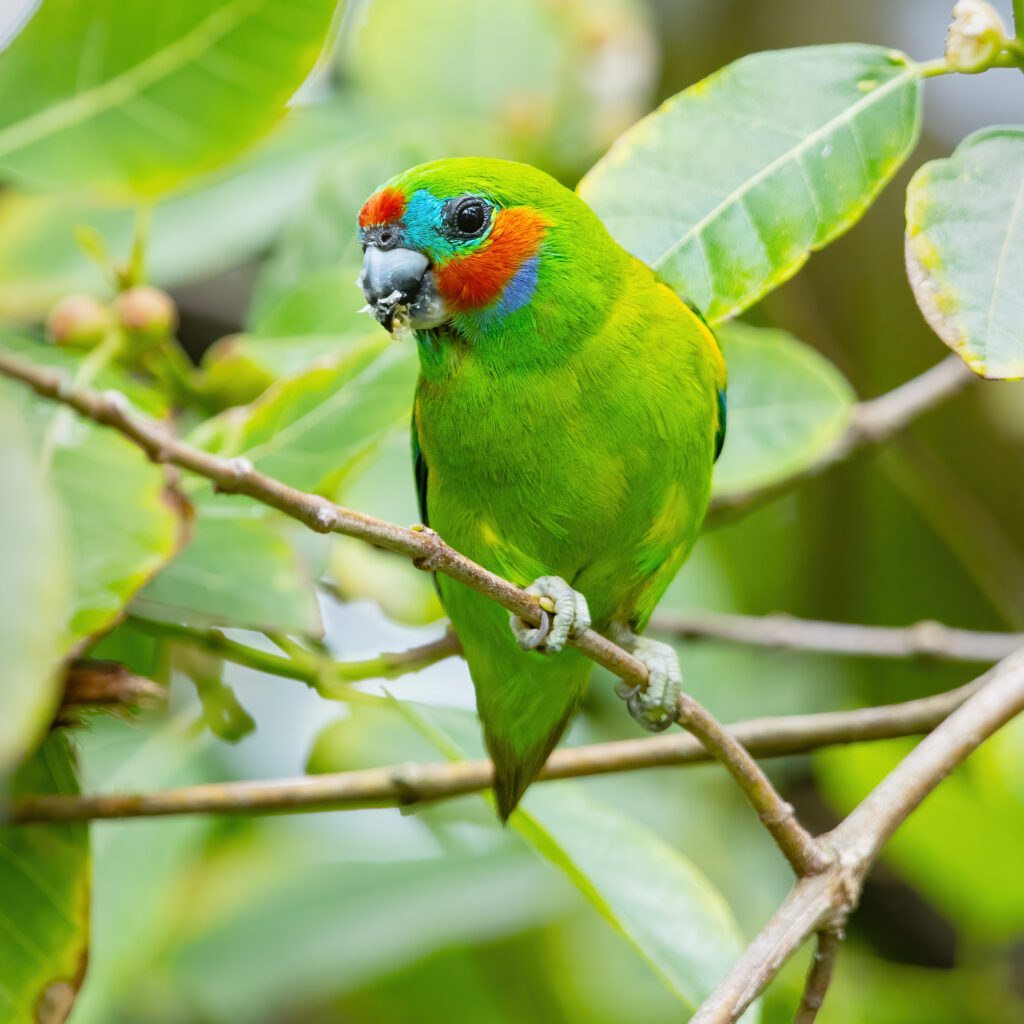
(359, 187), (406, 228)
(435, 207), (549, 312)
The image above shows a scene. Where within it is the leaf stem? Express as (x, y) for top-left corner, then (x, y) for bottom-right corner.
(916, 57), (952, 78)
(128, 616), (460, 696)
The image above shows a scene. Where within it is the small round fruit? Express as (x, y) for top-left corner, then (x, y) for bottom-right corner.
(114, 286), (177, 339)
(46, 294), (111, 348)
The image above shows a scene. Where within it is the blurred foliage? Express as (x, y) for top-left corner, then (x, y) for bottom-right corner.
(0, 0), (1022, 1022)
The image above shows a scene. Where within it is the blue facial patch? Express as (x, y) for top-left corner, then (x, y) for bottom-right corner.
(496, 254), (539, 316)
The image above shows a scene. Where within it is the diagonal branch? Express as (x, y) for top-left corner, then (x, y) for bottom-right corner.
(650, 610), (1022, 663)
(10, 675), (983, 824)
(689, 644), (1024, 1024)
(707, 354), (974, 523)
(677, 693), (829, 875)
(0, 351), (817, 874)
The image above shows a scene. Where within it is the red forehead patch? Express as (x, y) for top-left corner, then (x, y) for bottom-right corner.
(358, 187), (406, 228)
(435, 207), (548, 312)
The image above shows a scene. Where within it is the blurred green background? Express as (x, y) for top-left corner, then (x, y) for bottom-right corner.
(2, 0), (1023, 1021)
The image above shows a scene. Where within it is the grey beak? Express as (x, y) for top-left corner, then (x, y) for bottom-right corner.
(359, 246), (430, 332)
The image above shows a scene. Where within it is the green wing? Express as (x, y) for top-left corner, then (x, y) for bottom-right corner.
(411, 419), (430, 527)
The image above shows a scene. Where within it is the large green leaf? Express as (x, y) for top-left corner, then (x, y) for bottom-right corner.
(396, 702), (752, 1017)
(0, 337), (181, 655)
(132, 496), (322, 635)
(190, 335), (418, 495)
(578, 44), (922, 323)
(0, 396), (67, 784)
(905, 127), (1024, 380)
(0, 732), (90, 1024)
(165, 846), (568, 1021)
(0, 0), (340, 198)
(711, 322), (855, 497)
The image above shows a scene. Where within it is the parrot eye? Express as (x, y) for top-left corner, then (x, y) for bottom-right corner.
(445, 196), (491, 240)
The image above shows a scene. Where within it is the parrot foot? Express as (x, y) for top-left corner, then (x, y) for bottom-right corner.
(510, 576), (591, 654)
(611, 628), (682, 733)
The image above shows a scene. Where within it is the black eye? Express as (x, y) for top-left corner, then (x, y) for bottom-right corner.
(447, 197), (490, 239)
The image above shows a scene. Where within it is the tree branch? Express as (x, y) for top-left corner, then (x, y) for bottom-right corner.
(689, 645), (1024, 1024)
(0, 351), (815, 873)
(10, 676), (983, 824)
(793, 930), (841, 1023)
(706, 355), (974, 523)
(650, 610), (1021, 663)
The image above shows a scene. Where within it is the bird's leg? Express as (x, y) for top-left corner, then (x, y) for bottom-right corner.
(609, 624), (681, 733)
(510, 576), (591, 654)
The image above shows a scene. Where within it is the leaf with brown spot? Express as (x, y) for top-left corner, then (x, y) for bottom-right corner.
(0, 733), (90, 1024)
(905, 127), (1024, 380)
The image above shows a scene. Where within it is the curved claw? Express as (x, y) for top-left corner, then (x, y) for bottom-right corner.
(614, 680), (641, 701)
(611, 633), (682, 732)
(509, 576), (590, 654)
(627, 689), (676, 732)
(516, 609), (551, 651)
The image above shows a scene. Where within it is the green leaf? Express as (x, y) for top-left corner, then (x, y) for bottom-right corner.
(711, 322), (855, 497)
(905, 127), (1024, 380)
(0, 732), (90, 1024)
(0, 338), (181, 655)
(68, 716), (215, 1024)
(395, 702), (752, 1016)
(197, 333), (351, 408)
(578, 44), (922, 323)
(132, 497), (322, 635)
(0, 396), (67, 783)
(190, 335), (418, 495)
(0, 0), (340, 199)
(0, 102), (371, 321)
(165, 845), (569, 1021)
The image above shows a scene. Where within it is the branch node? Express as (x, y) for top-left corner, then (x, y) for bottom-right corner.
(389, 762), (426, 804)
(214, 456), (254, 494)
(411, 527), (445, 571)
(309, 500), (338, 533)
(907, 619), (947, 657)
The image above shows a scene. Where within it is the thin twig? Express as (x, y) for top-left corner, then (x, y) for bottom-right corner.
(793, 930), (841, 1023)
(0, 352), (815, 872)
(128, 616), (460, 695)
(689, 645), (1024, 1024)
(651, 610), (1021, 663)
(9, 678), (983, 824)
(707, 355), (974, 523)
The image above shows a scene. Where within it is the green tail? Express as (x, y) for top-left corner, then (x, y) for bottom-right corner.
(468, 641), (593, 820)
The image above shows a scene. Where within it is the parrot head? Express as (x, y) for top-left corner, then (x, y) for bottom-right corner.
(357, 158), (621, 352)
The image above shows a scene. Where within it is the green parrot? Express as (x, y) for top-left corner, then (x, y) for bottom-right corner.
(357, 158), (726, 819)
